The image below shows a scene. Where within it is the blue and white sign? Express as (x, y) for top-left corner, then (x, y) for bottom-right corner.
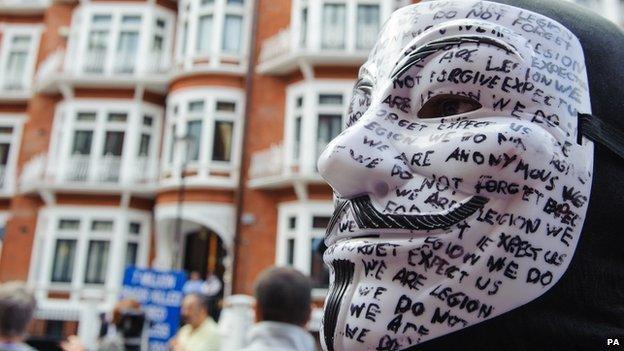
(121, 267), (187, 351)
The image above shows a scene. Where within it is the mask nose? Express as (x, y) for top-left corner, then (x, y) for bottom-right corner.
(317, 122), (408, 199)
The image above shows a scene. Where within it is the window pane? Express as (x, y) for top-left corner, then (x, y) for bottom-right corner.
(300, 7), (308, 47)
(92, 15), (111, 24)
(84, 240), (110, 284)
(86, 30), (108, 73)
(216, 101), (236, 112)
(5, 51), (27, 89)
(116, 32), (139, 73)
(107, 113), (127, 123)
(212, 121), (233, 162)
(169, 125), (176, 162)
(0, 144), (10, 166)
(143, 115), (153, 127)
(322, 4), (346, 49)
(311, 238), (329, 289)
(103, 131), (125, 156)
(77, 112), (96, 122)
(201, 0), (215, 4)
(286, 238), (295, 266)
(296, 96), (304, 108)
(187, 120), (202, 161)
(312, 216), (331, 229)
(0, 127), (13, 135)
(91, 220), (113, 231)
(51, 239), (76, 283)
(288, 216), (296, 230)
(188, 100), (204, 112)
(58, 219), (80, 230)
(181, 22), (189, 55)
(71, 131), (93, 155)
(138, 134), (150, 157)
(293, 116), (302, 162)
(222, 15), (243, 54)
(125, 242), (138, 268)
(197, 15), (213, 54)
(156, 18), (166, 29)
(129, 222), (141, 235)
(122, 15), (141, 25)
(317, 114), (342, 158)
(357, 5), (380, 49)
(227, 0), (243, 4)
(319, 94), (343, 105)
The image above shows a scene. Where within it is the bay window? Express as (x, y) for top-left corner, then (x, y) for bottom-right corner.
(0, 26), (40, 93)
(164, 88), (243, 185)
(286, 81), (352, 175)
(176, 0), (249, 70)
(322, 4), (347, 49)
(69, 4), (174, 76)
(50, 101), (162, 185)
(277, 202), (333, 294)
(42, 208), (150, 294)
(356, 4), (380, 49)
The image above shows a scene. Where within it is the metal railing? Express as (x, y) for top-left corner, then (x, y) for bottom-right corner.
(83, 50), (107, 74)
(65, 155), (91, 182)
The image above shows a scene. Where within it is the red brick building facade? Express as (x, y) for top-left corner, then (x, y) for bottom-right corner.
(0, 0), (417, 339)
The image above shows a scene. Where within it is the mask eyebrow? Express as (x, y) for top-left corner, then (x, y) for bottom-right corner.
(391, 35), (522, 80)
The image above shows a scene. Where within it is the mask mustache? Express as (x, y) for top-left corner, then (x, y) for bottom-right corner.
(326, 195), (489, 237)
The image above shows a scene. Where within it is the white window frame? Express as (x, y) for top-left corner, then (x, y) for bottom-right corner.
(175, 0), (252, 72)
(290, 0), (392, 53)
(0, 24), (42, 95)
(48, 99), (163, 186)
(284, 80), (353, 175)
(0, 114), (25, 196)
(66, 3), (175, 77)
(162, 87), (244, 188)
(276, 201), (334, 299)
(29, 206), (151, 303)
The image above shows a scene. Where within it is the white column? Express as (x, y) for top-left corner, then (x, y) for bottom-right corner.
(152, 220), (174, 269)
(78, 298), (101, 346)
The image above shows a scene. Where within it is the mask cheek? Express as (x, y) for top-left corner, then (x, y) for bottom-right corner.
(397, 121), (560, 199)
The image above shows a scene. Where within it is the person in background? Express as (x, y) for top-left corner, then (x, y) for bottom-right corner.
(170, 293), (220, 351)
(182, 272), (206, 296)
(61, 299), (144, 351)
(239, 267), (315, 351)
(0, 281), (37, 351)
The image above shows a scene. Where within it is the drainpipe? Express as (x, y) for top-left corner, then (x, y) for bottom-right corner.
(232, 0), (260, 295)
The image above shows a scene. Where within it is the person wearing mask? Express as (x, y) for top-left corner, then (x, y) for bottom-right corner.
(0, 282), (37, 351)
(170, 293), (220, 351)
(240, 267), (315, 351)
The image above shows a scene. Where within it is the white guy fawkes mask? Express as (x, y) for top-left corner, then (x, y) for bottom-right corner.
(317, 1), (594, 350)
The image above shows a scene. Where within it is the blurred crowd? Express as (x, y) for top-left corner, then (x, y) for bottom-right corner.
(0, 267), (317, 351)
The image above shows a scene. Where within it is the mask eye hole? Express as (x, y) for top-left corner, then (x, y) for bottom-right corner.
(418, 94), (482, 119)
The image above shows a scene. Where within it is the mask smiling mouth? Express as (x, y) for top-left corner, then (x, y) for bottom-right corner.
(325, 195), (489, 245)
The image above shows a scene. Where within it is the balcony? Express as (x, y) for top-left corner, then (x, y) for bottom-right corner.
(0, 0), (50, 14)
(19, 153), (158, 195)
(248, 143), (324, 190)
(256, 26), (370, 75)
(34, 48), (171, 94)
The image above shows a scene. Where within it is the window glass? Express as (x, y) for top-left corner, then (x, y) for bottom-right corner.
(216, 101), (236, 112)
(312, 216), (331, 229)
(197, 15), (214, 54)
(169, 125), (176, 163)
(186, 120), (202, 161)
(223, 15), (243, 54)
(121, 15), (141, 24)
(188, 100), (205, 112)
(356, 5), (380, 49)
(107, 113), (127, 123)
(316, 114), (342, 159)
(300, 7), (308, 48)
(227, 0), (244, 4)
(125, 242), (138, 268)
(71, 131), (93, 155)
(0, 127), (13, 135)
(51, 239), (76, 283)
(58, 219), (80, 230)
(103, 131), (125, 156)
(4, 36), (31, 90)
(86, 29), (109, 73)
(212, 121), (233, 162)
(91, 220), (114, 231)
(288, 216), (297, 229)
(77, 112), (96, 122)
(0, 144), (10, 166)
(319, 94), (343, 105)
(129, 222), (141, 235)
(143, 115), (153, 127)
(116, 31), (139, 73)
(293, 116), (302, 162)
(322, 4), (346, 49)
(138, 134), (150, 157)
(287, 238), (295, 266)
(310, 237), (329, 289)
(84, 240), (109, 284)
